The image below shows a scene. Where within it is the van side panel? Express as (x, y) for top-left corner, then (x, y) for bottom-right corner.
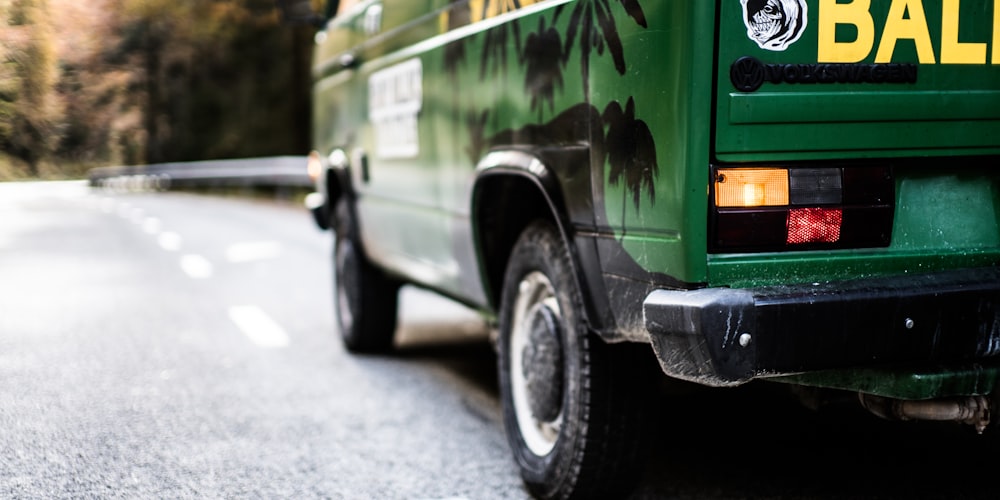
(314, 1), (721, 333)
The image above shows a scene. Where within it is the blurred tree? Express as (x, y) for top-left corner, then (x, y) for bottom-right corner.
(0, 26), (14, 147)
(2, 0), (314, 176)
(110, 0), (313, 164)
(1, 0), (62, 176)
(51, 0), (143, 166)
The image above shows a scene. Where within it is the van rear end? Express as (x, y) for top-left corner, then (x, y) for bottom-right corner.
(645, 0), (1000, 408)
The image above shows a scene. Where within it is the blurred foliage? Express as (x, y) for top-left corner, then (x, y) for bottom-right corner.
(1, 0), (313, 179)
(1, 0), (61, 176)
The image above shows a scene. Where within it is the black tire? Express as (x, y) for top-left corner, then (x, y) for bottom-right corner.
(498, 221), (651, 500)
(333, 199), (400, 353)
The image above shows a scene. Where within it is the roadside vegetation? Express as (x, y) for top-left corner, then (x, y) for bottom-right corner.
(1, 0), (313, 180)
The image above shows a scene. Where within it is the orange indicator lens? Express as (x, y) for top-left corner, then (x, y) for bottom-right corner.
(307, 151), (322, 182)
(716, 168), (789, 207)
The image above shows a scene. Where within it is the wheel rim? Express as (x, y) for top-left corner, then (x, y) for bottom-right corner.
(510, 271), (564, 456)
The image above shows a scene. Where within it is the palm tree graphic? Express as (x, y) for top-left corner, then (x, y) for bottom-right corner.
(553, 0), (647, 97)
(603, 97), (657, 238)
(522, 17), (564, 119)
(467, 0), (660, 234)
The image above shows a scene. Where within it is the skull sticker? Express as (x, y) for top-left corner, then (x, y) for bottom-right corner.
(740, 0), (808, 51)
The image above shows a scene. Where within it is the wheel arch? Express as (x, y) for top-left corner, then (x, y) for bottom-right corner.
(472, 150), (609, 332)
(318, 149), (353, 233)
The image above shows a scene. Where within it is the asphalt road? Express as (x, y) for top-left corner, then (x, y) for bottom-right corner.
(2, 181), (999, 499)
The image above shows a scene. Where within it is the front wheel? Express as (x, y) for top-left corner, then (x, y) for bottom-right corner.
(498, 222), (650, 500)
(333, 199), (400, 353)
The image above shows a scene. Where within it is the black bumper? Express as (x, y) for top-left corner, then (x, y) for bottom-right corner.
(643, 267), (1000, 386)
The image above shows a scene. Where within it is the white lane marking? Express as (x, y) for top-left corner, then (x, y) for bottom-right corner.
(130, 208), (145, 224)
(225, 241), (283, 263)
(180, 254), (213, 279)
(227, 305), (290, 348)
(116, 202), (132, 218)
(158, 232), (182, 251)
(143, 217), (162, 235)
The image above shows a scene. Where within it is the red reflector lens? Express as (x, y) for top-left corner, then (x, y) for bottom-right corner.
(787, 208), (843, 244)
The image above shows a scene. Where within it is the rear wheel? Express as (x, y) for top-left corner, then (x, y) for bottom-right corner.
(333, 199), (400, 353)
(498, 221), (650, 500)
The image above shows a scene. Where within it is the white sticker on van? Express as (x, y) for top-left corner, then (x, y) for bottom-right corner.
(369, 58), (423, 159)
(741, 0), (808, 52)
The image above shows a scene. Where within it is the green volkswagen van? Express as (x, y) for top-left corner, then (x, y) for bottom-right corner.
(289, 0), (1000, 497)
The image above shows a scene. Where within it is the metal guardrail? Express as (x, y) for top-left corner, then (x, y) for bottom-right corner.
(88, 156), (311, 192)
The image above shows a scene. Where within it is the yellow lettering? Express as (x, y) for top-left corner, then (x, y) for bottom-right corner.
(941, 0), (987, 64)
(875, 0), (936, 63)
(486, 0), (502, 18)
(468, 0), (538, 23)
(818, 0), (876, 63)
(994, 0), (1000, 63)
(444, 0), (542, 31)
(469, 0), (485, 22)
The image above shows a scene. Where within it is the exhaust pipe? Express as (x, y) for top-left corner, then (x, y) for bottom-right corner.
(858, 393), (992, 434)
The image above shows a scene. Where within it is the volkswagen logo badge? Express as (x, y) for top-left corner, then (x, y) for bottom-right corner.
(730, 56), (766, 93)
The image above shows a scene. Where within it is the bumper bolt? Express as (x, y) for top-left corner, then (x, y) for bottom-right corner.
(739, 333), (752, 347)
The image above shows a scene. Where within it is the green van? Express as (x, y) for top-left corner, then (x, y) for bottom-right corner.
(289, 0), (1000, 497)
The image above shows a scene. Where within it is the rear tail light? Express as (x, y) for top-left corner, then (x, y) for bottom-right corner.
(710, 165), (893, 252)
(307, 151), (323, 183)
(787, 208), (843, 244)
